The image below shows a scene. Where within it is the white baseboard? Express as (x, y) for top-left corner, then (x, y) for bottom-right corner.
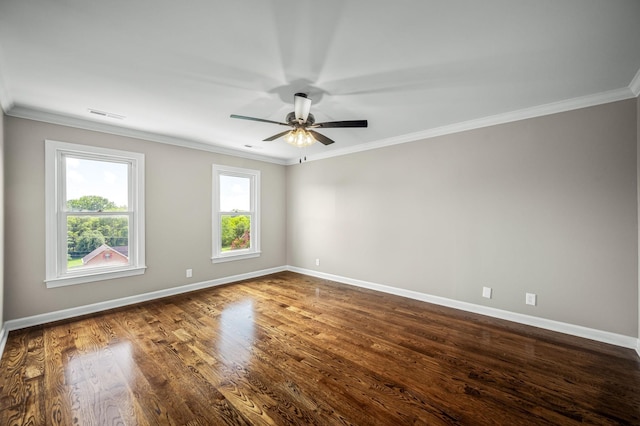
(1, 265), (638, 363)
(3, 266), (286, 333)
(288, 266), (640, 351)
(0, 325), (8, 361)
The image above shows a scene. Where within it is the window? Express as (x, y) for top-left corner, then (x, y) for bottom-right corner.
(212, 164), (260, 263)
(45, 140), (145, 287)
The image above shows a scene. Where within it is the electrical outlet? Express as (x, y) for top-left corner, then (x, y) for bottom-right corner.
(482, 287), (492, 299)
(315, 258), (320, 266)
(526, 293), (536, 306)
(186, 268), (192, 278)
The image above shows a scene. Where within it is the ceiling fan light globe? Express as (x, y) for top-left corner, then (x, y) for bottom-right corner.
(286, 131), (295, 144)
(305, 131), (316, 146)
(296, 130), (307, 146)
(285, 129), (316, 148)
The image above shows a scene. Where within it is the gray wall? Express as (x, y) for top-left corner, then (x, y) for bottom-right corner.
(287, 99), (638, 337)
(0, 111), (4, 331)
(3, 98), (639, 339)
(4, 116), (287, 320)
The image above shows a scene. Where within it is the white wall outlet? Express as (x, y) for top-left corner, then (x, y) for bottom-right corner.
(482, 287), (492, 299)
(315, 258), (320, 266)
(526, 292), (537, 306)
(186, 268), (192, 278)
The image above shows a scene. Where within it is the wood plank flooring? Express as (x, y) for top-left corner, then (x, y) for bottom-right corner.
(1, 271), (639, 425)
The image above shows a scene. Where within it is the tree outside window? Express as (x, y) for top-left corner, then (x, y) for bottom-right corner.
(212, 165), (260, 263)
(45, 140), (145, 287)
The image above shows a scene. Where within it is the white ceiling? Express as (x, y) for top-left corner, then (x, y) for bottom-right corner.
(1, 0), (639, 164)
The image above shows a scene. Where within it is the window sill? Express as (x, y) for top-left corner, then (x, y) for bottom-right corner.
(45, 266), (147, 288)
(211, 251), (261, 264)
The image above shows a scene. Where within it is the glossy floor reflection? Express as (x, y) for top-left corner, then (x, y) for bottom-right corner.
(218, 299), (255, 368)
(1, 272), (639, 425)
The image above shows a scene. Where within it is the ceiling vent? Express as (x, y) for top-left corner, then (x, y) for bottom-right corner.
(88, 108), (125, 120)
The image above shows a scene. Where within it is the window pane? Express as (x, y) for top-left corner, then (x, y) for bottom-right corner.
(66, 156), (129, 211)
(220, 175), (250, 212)
(67, 215), (129, 270)
(220, 215), (251, 251)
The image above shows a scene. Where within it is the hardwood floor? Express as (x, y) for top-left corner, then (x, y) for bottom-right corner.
(1, 272), (639, 425)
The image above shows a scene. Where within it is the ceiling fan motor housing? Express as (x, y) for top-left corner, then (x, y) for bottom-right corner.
(286, 111), (315, 126)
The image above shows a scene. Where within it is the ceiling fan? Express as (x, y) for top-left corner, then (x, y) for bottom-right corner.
(230, 93), (368, 148)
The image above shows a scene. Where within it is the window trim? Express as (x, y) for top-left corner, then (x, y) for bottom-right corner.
(45, 140), (146, 287)
(212, 164), (261, 263)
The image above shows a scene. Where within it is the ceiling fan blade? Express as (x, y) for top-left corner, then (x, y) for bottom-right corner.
(308, 130), (335, 145)
(313, 120), (368, 128)
(263, 130), (292, 141)
(230, 114), (289, 126)
(293, 93), (312, 122)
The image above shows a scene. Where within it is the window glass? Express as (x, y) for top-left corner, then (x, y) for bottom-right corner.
(45, 140), (146, 287)
(221, 214), (251, 252)
(65, 157), (128, 210)
(212, 165), (260, 263)
(67, 215), (130, 270)
(220, 175), (250, 212)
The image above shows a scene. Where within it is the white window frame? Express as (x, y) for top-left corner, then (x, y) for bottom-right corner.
(212, 164), (261, 263)
(45, 140), (146, 287)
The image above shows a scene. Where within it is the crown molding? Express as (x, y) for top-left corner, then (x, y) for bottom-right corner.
(6, 105), (288, 165)
(289, 87), (637, 165)
(4, 84), (635, 168)
(629, 67), (640, 97)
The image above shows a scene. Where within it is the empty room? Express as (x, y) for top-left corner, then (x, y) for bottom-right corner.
(0, 1), (639, 424)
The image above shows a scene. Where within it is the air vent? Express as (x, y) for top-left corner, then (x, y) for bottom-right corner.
(88, 109), (125, 120)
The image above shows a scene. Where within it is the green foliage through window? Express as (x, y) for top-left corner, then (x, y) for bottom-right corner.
(66, 195), (129, 265)
(67, 195), (126, 212)
(221, 215), (251, 251)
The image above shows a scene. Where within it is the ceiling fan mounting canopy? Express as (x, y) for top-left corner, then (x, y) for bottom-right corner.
(230, 93), (367, 147)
